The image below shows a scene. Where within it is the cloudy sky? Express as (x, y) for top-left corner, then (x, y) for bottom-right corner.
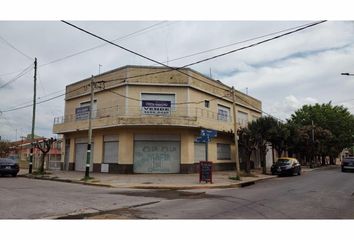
(1, 20), (354, 141)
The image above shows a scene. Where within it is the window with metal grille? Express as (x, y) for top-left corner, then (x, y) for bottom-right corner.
(217, 143), (231, 160)
(237, 111), (248, 127)
(217, 105), (230, 121)
(204, 100), (210, 108)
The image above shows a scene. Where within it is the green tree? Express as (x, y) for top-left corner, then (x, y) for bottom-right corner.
(237, 127), (257, 174)
(289, 103), (354, 165)
(268, 120), (290, 160)
(249, 116), (279, 174)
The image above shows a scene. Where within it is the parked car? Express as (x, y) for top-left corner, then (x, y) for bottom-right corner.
(341, 157), (354, 172)
(0, 158), (20, 177)
(271, 157), (301, 176)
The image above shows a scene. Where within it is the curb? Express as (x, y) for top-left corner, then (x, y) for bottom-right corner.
(18, 174), (277, 190)
(18, 174), (113, 188)
(124, 175), (277, 190)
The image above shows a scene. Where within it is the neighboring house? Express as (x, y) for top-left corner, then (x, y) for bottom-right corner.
(10, 137), (62, 170)
(53, 65), (262, 173)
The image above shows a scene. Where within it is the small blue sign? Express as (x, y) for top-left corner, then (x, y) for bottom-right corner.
(195, 135), (209, 143)
(201, 129), (217, 138)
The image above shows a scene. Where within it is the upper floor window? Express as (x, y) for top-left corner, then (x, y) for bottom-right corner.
(251, 115), (259, 122)
(204, 100), (210, 108)
(141, 93), (175, 116)
(237, 111), (248, 127)
(217, 104), (230, 121)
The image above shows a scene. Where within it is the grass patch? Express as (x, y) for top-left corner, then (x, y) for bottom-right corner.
(229, 171), (258, 180)
(229, 176), (241, 181)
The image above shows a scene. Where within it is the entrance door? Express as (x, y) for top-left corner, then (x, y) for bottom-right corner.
(75, 138), (93, 171)
(133, 134), (180, 173)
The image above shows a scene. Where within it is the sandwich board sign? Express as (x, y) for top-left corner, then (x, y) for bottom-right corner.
(195, 129), (217, 184)
(199, 161), (213, 183)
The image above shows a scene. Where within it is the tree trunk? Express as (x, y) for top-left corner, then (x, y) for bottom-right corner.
(321, 155), (326, 166)
(276, 149), (282, 159)
(260, 146), (267, 174)
(245, 152), (252, 174)
(262, 149), (267, 174)
(39, 153), (46, 174)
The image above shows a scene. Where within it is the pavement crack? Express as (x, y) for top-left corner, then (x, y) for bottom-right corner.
(128, 201), (161, 209)
(56, 201), (160, 219)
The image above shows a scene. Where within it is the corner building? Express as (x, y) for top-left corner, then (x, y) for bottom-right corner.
(53, 65), (262, 173)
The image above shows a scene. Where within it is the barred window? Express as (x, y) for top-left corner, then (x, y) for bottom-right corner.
(217, 143), (231, 160)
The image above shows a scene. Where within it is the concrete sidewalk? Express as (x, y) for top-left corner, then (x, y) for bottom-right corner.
(18, 166), (321, 190)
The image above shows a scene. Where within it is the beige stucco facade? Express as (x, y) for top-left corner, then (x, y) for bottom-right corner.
(53, 65), (262, 173)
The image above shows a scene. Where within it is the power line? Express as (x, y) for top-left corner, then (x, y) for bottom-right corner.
(2, 21), (326, 118)
(62, 20), (180, 70)
(61, 21), (215, 86)
(0, 34), (33, 61)
(107, 88), (231, 105)
(0, 63), (33, 89)
(40, 21), (169, 68)
(61, 20), (248, 91)
(0, 84), (86, 113)
(180, 21), (327, 69)
(0, 21), (169, 77)
(7, 89), (65, 110)
(161, 21), (318, 64)
(93, 20), (326, 87)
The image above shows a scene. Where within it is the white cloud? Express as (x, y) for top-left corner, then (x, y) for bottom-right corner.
(267, 95), (319, 120)
(1, 21), (354, 140)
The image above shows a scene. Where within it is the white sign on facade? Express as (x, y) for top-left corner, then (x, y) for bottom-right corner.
(142, 100), (171, 115)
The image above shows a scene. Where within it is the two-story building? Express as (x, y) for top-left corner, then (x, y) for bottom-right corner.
(53, 65), (262, 174)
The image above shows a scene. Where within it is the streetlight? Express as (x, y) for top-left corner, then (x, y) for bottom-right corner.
(341, 72), (354, 76)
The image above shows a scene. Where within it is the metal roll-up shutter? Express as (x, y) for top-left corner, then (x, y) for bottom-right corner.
(133, 134), (180, 173)
(103, 135), (119, 164)
(75, 138), (93, 171)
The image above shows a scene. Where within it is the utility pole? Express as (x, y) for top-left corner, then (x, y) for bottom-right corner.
(232, 86), (241, 179)
(29, 58), (37, 174)
(311, 120), (315, 167)
(85, 75), (95, 179)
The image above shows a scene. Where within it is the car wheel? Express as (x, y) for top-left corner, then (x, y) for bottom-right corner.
(11, 173), (17, 177)
(341, 168), (345, 172)
(298, 169), (301, 175)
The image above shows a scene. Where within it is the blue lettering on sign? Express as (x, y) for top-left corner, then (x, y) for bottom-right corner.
(142, 100), (171, 115)
(195, 136), (209, 143)
(201, 129), (217, 138)
(75, 106), (90, 120)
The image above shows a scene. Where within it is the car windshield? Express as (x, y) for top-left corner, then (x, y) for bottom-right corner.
(0, 158), (16, 164)
(344, 158), (354, 162)
(276, 159), (292, 165)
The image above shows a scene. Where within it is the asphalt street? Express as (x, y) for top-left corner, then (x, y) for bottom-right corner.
(0, 167), (353, 219)
(133, 166), (354, 219)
